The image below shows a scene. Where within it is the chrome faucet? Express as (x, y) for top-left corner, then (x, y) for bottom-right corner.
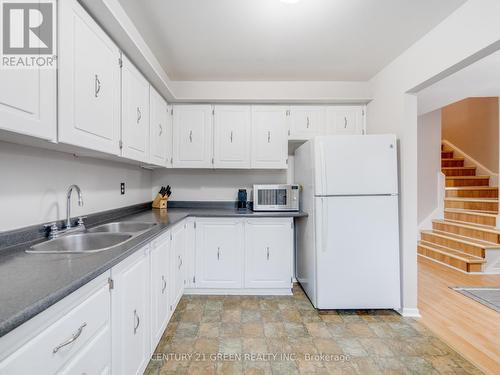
(66, 184), (83, 229)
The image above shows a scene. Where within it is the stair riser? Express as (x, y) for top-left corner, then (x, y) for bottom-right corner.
(444, 211), (497, 227)
(445, 200), (498, 211)
(417, 246), (481, 272)
(420, 233), (485, 258)
(445, 178), (489, 187)
(445, 189), (498, 198)
(442, 168), (476, 176)
(442, 160), (464, 167)
(442, 151), (454, 158)
(432, 222), (500, 243)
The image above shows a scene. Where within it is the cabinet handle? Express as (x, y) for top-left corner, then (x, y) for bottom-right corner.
(161, 275), (167, 294)
(159, 123), (163, 136)
(344, 116), (348, 129)
(133, 309), (140, 334)
(267, 131), (271, 143)
(178, 255), (182, 269)
(266, 246), (270, 260)
(230, 131), (233, 143)
(137, 107), (142, 124)
(189, 130), (193, 143)
(306, 116), (310, 128)
(217, 246), (220, 260)
(94, 75), (101, 98)
(53, 322), (87, 353)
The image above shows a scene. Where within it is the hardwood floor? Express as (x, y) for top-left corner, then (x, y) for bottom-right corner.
(418, 256), (500, 374)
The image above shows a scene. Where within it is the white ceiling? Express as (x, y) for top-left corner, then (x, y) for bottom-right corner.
(418, 49), (500, 115)
(117, 0), (467, 82)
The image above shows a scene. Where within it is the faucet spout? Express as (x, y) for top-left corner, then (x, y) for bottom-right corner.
(66, 184), (83, 228)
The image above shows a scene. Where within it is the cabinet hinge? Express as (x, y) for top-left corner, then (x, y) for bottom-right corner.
(288, 129), (290, 136)
(211, 157), (214, 164)
(170, 157), (173, 165)
(194, 221), (197, 229)
(212, 108), (215, 115)
(170, 305), (173, 311)
(108, 277), (114, 290)
(170, 233), (173, 241)
(119, 140), (123, 149)
(286, 158), (288, 165)
(118, 57), (123, 68)
(291, 221), (294, 229)
(362, 129), (365, 135)
(193, 276), (196, 283)
(170, 108), (173, 116)
(362, 109), (365, 116)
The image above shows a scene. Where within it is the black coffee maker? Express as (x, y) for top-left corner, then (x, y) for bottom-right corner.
(237, 189), (247, 209)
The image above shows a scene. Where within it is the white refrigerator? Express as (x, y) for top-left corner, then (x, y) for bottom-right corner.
(294, 135), (401, 310)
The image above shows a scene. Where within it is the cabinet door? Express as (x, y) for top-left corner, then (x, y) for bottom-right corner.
(166, 105), (174, 168)
(213, 105), (251, 169)
(111, 247), (150, 375)
(170, 223), (187, 308)
(251, 106), (288, 169)
(0, 68), (56, 141)
(288, 106), (325, 139)
(58, 0), (121, 154)
(244, 219), (293, 289)
(149, 87), (170, 167)
(326, 106), (364, 135)
(122, 56), (150, 163)
(172, 105), (213, 168)
(195, 219), (244, 289)
(150, 232), (170, 349)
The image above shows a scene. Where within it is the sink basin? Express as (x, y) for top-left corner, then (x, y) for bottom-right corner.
(27, 233), (133, 254)
(87, 222), (157, 234)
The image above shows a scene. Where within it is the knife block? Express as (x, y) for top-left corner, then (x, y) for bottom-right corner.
(152, 194), (168, 210)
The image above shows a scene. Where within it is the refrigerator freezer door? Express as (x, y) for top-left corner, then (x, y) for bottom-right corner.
(315, 195), (400, 309)
(314, 135), (398, 196)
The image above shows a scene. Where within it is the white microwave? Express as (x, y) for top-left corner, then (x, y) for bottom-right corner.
(253, 184), (300, 211)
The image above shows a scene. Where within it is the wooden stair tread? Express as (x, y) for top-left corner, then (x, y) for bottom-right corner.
(441, 167), (476, 170)
(445, 175), (490, 179)
(418, 241), (485, 263)
(441, 158), (464, 161)
(441, 218), (497, 230)
(432, 219), (500, 235)
(444, 197), (498, 202)
(421, 230), (500, 249)
(445, 186), (498, 191)
(444, 208), (497, 216)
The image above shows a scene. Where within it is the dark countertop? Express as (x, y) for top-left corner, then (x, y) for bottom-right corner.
(0, 207), (306, 338)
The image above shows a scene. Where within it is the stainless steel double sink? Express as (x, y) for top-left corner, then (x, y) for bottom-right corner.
(27, 222), (157, 254)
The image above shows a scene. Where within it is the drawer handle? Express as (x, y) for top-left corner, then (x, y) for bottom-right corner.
(267, 131), (271, 143)
(306, 116), (310, 128)
(344, 116), (348, 128)
(217, 246), (220, 260)
(52, 322), (87, 354)
(189, 130), (193, 143)
(159, 123), (163, 136)
(137, 107), (142, 124)
(162, 275), (167, 294)
(266, 246), (270, 260)
(94, 75), (101, 98)
(230, 131), (233, 143)
(133, 310), (140, 334)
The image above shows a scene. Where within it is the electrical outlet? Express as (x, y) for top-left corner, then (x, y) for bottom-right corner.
(120, 182), (125, 195)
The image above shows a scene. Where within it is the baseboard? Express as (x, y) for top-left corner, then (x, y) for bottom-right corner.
(184, 288), (293, 296)
(398, 307), (421, 318)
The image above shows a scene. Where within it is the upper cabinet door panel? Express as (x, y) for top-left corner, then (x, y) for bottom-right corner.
(0, 67), (56, 141)
(326, 106), (364, 135)
(172, 105), (213, 168)
(121, 56), (150, 163)
(149, 88), (169, 166)
(288, 106), (325, 139)
(251, 106), (288, 169)
(58, 0), (121, 154)
(213, 105), (251, 169)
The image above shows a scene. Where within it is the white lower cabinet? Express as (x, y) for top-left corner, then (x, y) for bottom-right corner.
(171, 222), (187, 307)
(195, 218), (244, 289)
(150, 232), (171, 350)
(111, 246), (150, 375)
(0, 273), (111, 375)
(244, 218), (294, 289)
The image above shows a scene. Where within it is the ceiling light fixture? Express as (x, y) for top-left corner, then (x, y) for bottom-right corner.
(280, 0), (301, 4)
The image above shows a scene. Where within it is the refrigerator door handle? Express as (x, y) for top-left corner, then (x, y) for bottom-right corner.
(322, 198), (328, 253)
(319, 141), (328, 195)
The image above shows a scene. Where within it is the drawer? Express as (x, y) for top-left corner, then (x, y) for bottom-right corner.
(0, 280), (110, 375)
(151, 229), (170, 249)
(57, 325), (111, 375)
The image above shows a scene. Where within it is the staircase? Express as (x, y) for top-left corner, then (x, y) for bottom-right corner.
(417, 144), (500, 273)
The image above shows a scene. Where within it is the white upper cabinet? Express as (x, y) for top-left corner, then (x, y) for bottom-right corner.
(326, 106), (365, 135)
(58, 0), (121, 154)
(195, 219), (244, 289)
(288, 106), (325, 140)
(244, 218), (293, 289)
(251, 106), (288, 169)
(172, 105), (213, 168)
(213, 105), (251, 169)
(121, 56), (150, 163)
(0, 68), (56, 141)
(149, 88), (169, 166)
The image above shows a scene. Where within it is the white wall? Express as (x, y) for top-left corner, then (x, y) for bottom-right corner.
(0, 141), (152, 231)
(418, 110), (442, 224)
(152, 169), (288, 202)
(367, 0), (500, 316)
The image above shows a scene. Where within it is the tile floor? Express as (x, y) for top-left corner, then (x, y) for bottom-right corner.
(145, 285), (482, 374)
